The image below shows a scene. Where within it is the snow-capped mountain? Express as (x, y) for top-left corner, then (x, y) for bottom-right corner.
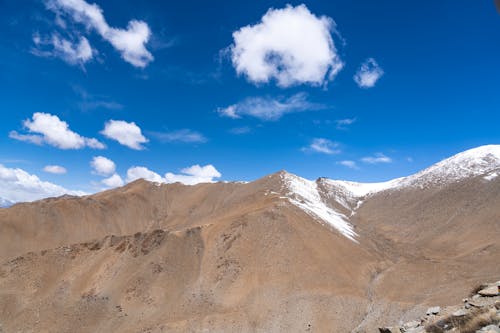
(325, 144), (500, 199)
(1, 145), (500, 333)
(279, 145), (500, 241)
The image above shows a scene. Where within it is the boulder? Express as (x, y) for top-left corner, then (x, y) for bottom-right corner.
(404, 328), (425, 333)
(478, 285), (500, 297)
(477, 324), (500, 333)
(426, 306), (441, 315)
(452, 308), (468, 317)
(402, 320), (421, 330)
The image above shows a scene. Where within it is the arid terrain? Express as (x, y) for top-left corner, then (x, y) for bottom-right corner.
(1, 145), (499, 332)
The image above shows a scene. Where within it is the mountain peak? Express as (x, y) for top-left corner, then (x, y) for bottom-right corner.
(399, 145), (500, 188)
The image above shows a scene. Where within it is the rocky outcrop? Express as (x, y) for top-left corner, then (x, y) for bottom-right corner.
(379, 281), (500, 333)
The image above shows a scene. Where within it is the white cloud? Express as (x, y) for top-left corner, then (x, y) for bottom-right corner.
(126, 164), (221, 185)
(164, 164), (222, 185)
(338, 160), (358, 169)
(101, 173), (124, 188)
(43, 165), (67, 174)
(46, 0), (153, 67)
(354, 58), (384, 88)
(303, 138), (340, 155)
(217, 93), (321, 121)
(335, 118), (356, 130)
(361, 153), (392, 164)
(0, 164), (84, 203)
(90, 156), (116, 176)
(10, 112), (105, 150)
(126, 166), (164, 183)
(32, 34), (93, 65)
(51, 34), (93, 64)
(8, 131), (44, 145)
(230, 4), (343, 87)
(101, 120), (148, 150)
(149, 129), (207, 143)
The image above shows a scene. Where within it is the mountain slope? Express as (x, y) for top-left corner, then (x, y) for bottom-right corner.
(0, 145), (499, 332)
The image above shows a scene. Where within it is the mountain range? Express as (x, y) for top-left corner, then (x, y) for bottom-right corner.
(0, 145), (499, 332)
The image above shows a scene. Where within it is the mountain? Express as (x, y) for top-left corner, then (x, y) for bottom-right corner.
(0, 145), (499, 332)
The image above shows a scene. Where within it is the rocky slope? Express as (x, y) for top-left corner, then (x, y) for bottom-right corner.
(0, 145), (499, 332)
(379, 280), (500, 333)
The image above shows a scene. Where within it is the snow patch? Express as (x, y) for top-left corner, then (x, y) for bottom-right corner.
(322, 145), (500, 204)
(281, 173), (357, 241)
(484, 172), (498, 181)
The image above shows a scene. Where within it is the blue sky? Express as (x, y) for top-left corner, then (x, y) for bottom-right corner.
(1, 0), (500, 201)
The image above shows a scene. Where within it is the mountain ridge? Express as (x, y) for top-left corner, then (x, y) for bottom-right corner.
(0, 145), (499, 332)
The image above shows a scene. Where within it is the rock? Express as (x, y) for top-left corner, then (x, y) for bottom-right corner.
(378, 327), (401, 333)
(452, 308), (468, 317)
(477, 324), (500, 333)
(402, 320), (421, 330)
(478, 285), (500, 297)
(405, 328), (425, 333)
(473, 294), (482, 300)
(426, 306), (441, 315)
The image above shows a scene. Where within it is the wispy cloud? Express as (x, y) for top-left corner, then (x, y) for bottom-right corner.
(217, 93), (323, 121)
(302, 138), (341, 155)
(43, 165), (67, 174)
(149, 129), (207, 143)
(229, 4), (343, 87)
(32, 33), (93, 66)
(335, 117), (356, 130)
(10, 112), (105, 150)
(73, 86), (123, 111)
(337, 160), (358, 169)
(361, 153), (392, 164)
(354, 58), (384, 88)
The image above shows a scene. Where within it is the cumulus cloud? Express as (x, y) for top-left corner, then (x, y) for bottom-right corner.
(101, 120), (148, 150)
(10, 112), (105, 150)
(126, 164), (221, 185)
(165, 164), (221, 185)
(46, 0), (153, 67)
(32, 33), (93, 65)
(126, 166), (164, 183)
(101, 173), (124, 188)
(0, 164), (84, 203)
(354, 58), (384, 88)
(90, 156), (116, 176)
(230, 4), (343, 87)
(149, 129), (207, 143)
(338, 160), (358, 169)
(217, 93), (321, 121)
(43, 165), (67, 174)
(302, 138), (340, 155)
(361, 153), (392, 164)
